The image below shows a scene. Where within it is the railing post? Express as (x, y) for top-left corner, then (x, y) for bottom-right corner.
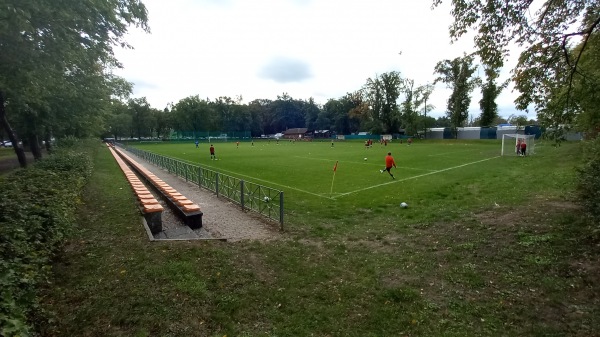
(216, 172), (219, 197)
(185, 163), (188, 182)
(279, 191), (284, 231)
(198, 166), (202, 188)
(240, 180), (245, 210)
(175, 161), (178, 177)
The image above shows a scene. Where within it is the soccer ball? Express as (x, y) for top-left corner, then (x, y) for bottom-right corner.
(400, 202), (408, 208)
(364, 157), (367, 161)
(263, 196), (271, 202)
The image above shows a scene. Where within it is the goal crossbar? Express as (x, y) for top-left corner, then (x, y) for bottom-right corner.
(501, 134), (535, 156)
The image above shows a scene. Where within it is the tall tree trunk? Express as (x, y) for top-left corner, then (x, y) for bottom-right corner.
(29, 133), (42, 160)
(0, 91), (27, 168)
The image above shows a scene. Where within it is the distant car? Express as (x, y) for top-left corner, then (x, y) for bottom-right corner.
(2, 141), (12, 147)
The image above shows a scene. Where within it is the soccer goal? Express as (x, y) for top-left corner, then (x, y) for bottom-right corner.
(501, 134), (535, 156)
(208, 135), (228, 143)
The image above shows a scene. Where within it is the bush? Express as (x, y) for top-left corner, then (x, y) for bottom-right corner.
(576, 137), (600, 232)
(0, 150), (93, 336)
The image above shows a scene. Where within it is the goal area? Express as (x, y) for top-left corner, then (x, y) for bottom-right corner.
(501, 134), (535, 156)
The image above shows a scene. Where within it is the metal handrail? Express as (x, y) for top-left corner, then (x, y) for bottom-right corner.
(116, 143), (284, 230)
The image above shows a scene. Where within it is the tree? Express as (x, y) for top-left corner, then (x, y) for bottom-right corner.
(303, 97), (321, 131)
(271, 93), (305, 131)
(400, 79), (418, 136)
(432, 0), (600, 135)
(321, 92), (366, 134)
(507, 114), (530, 131)
(401, 81), (435, 136)
(212, 96), (239, 133)
(0, 0), (149, 166)
(154, 107), (172, 139)
(247, 99), (273, 136)
(127, 98), (153, 139)
(479, 66), (508, 127)
(434, 54), (479, 137)
(171, 95), (214, 137)
(364, 71), (403, 133)
(541, 33), (600, 138)
(106, 102), (132, 139)
(435, 116), (452, 127)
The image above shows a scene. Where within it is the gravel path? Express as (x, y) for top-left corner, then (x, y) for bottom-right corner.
(130, 152), (282, 242)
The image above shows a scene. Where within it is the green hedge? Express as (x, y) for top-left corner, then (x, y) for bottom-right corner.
(577, 137), (600, 236)
(0, 149), (93, 336)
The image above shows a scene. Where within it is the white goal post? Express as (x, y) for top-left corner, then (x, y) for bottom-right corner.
(501, 134), (535, 156)
(208, 135), (228, 143)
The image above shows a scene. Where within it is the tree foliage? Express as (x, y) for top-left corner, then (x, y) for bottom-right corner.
(0, 0), (149, 166)
(479, 66), (507, 127)
(434, 54), (479, 136)
(363, 71), (404, 133)
(433, 0), (600, 134)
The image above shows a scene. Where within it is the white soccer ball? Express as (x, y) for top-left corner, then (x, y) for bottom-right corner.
(364, 157), (367, 161)
(400, 202), (408, 208)
(263, 197), (271, 202)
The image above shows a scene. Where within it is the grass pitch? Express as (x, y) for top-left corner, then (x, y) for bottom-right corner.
(39, 139), (600, 337)
(133, 139), (566, 228)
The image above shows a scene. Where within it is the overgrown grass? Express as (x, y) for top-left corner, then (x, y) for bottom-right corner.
(38, 139), (599, 336)
(0, 147), (15, 158)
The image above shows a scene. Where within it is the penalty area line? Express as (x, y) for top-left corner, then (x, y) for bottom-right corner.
(333, 156), (501, 199)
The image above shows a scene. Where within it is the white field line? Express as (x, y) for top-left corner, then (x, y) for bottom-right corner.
(293, 156), (435, 172)
(169, 158), (335, 200)
(333, 156), (501, 199)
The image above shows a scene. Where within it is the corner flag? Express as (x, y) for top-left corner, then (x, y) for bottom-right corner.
(330, 161), (338, 195)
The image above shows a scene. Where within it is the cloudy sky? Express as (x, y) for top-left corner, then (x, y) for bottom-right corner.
(113, 0), (528, 120)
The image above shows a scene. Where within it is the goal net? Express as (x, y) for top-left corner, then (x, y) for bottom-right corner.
(501, 134), (535, 156)
(208, 135), (228, 143)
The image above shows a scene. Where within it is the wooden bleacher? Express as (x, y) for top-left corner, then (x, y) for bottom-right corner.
(111, 146), (203, 230)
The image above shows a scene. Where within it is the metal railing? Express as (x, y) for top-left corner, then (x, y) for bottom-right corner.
(117, 143), (284, 229)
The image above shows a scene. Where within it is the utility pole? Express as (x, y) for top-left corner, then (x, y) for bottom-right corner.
(423, 94), (427, 139)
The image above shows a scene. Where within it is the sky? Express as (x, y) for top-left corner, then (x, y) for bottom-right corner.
(113, 0), (530, 120)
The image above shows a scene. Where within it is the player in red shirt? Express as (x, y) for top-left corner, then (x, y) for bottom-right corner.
(520, 141), (527, 156)
(380, 152), (397, 179)
(209, 144), (216, 160)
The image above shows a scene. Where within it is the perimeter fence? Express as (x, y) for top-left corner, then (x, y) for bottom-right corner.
(116, 143), (284, 230)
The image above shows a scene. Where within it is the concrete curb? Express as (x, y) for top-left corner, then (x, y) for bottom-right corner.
(141, 217), (227, 242)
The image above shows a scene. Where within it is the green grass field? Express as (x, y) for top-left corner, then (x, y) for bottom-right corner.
(39, 139), (599, 337)
(133, 139), (569, 229)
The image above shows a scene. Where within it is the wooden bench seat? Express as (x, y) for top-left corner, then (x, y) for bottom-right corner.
(113, 147), (203, 230)
(107, 146), (164, 234)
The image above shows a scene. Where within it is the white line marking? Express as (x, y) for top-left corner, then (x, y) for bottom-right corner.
(333, 156), (501, 199)
(293, 156), (435, 172)
(173, 158), (335, 200)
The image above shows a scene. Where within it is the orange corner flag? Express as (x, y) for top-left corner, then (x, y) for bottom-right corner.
(333, 161), (338, 172)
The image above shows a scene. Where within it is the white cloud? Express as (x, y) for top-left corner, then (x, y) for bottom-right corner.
(113, 0), (530, 119)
